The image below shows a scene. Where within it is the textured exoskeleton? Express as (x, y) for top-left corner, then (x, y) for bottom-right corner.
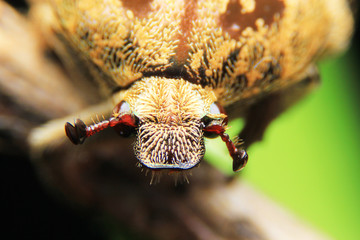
(27, 0), (353, 173)
(0, 1), (354, 239)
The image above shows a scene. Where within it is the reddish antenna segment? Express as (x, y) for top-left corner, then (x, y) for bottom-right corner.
(204, 124), (248, 172)
(65, 114), (137, 145)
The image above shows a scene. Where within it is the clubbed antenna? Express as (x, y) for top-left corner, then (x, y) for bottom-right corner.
(203, 124), (248, 172)
(65, 114), (137, 145)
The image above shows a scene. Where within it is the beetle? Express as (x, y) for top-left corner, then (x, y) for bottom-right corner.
(25, 0), (353, 175)
(0, 1), (354, 238)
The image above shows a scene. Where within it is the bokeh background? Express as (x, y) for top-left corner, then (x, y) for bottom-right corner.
(205, 6), (360, 238)
(206, 46), (360, 239)
(2, 0), (360, 239)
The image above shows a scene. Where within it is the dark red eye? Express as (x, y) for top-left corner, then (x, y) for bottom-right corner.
(203, 118), (220, 138)
(201, 102), (248, 172)
(112, 101), (138, 137)
(202, 103), (227, 138)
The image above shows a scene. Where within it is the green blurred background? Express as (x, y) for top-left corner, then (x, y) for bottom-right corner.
(205, 47), (360, 239)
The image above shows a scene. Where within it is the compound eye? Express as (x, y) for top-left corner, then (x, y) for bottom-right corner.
(112, 101), (138, 137)
(113, 123), (137, 137)
(202, 102), (227, 138)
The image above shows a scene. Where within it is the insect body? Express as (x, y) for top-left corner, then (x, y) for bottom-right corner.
(0, 1), (354, 238)
(48, 0), (353, 172)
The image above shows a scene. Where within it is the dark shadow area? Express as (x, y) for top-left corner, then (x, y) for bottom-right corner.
(4, 0), (28, 9)
(0, 155), (106, 240)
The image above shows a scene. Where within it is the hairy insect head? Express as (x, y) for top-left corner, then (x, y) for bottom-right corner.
(122, 77), (215, 170)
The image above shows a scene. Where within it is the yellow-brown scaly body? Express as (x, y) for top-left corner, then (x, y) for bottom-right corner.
(0, 1), (355, 238)
(30, 0), (353, 171)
